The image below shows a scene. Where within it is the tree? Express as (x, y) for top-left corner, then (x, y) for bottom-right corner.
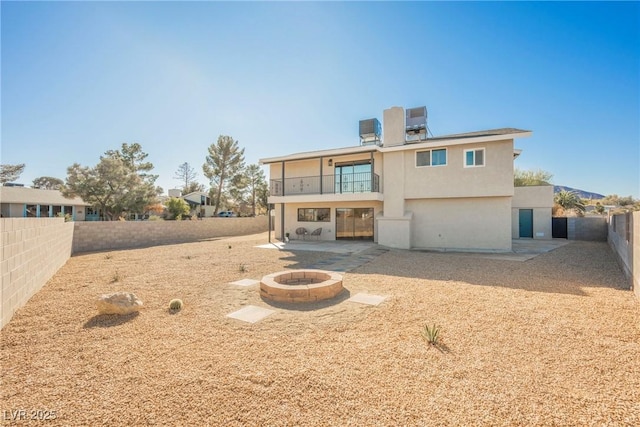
(183, 181), (205, 195)
(554, 190), (586, 215)
(243, 164), (268, 216)
(165, 197), (191, 220)
(104, 143), (155, 178)
(228, 176), (248, 214)
(146, 202), (165, 216)
(203, 135), (245, 214)
(62, 144), (162, 220)
(33, 176), (64, 190)
(514, 168), (553, 186)
(595, 202), (605, 215)
(256, 180), (269, 213)
(174, 162), (200, 194)
(0, 163), (25, 185)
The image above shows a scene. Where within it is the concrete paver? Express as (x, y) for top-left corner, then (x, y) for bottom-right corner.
(229, 278), (260, 287)
(348, 293), (387, 306)
(226, 305), (275, 323)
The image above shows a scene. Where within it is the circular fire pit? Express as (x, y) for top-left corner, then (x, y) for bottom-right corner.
(260, 269), (343, 303)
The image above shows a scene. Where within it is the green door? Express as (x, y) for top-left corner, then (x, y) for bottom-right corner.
(519, 209), (533, 238)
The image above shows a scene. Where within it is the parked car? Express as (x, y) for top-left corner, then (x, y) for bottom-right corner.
(217, 211), (236, 217)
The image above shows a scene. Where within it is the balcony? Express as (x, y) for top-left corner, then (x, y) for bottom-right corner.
(270, 172), (380, 197)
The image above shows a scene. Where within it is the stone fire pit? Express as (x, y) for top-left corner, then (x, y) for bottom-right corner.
(260, 269), (344, 303)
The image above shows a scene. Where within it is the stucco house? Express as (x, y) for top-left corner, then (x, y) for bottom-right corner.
(260, 105), (553, 251)
(167, 189), (216, 217)
(0, 186), (91, 221)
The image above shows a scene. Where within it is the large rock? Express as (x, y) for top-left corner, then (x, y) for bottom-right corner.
(96, 292), (143, 315)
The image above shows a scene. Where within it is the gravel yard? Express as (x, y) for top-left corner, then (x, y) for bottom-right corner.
(1, 233), (639, 426)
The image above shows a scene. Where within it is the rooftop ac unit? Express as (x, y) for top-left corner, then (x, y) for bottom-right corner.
(359, 118), (382, 145)
(406, 106), (427, 135)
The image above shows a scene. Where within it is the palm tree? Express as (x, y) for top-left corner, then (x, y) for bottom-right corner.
(554, 190), (586, 215)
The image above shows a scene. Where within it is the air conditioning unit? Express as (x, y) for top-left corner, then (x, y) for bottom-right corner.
(406, 106), (427, 135)
(359, 118), (382, 145)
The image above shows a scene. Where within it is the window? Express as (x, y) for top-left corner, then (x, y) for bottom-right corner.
(464, 148), (485, 167)
(25, 205), (37, 217)
(298, 208), (330, 222)
(416, 149), (447, 167)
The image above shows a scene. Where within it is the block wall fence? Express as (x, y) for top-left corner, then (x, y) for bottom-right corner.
(2, 213), (635, 330)
(608, 211), (639, 298)
(1, 218), (74, 329)
(71, 216), (268, 253)
(567, 217), (608, 241)
(1, 216), (268, 329)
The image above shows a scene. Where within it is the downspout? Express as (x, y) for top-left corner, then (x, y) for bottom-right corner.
(281, 204), (285, 241)
(281, 161), (286, 240)
(319, 157), (323, 194)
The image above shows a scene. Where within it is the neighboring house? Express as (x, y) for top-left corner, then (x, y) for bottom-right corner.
(260, 105), (552, 251)
(0, 187), (91, 221)
(167, 189), (215, 217)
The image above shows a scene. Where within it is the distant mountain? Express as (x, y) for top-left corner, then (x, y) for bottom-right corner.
(554, 185), (605, 200)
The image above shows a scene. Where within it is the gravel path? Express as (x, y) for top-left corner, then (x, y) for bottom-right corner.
(1, 234), (638, 426)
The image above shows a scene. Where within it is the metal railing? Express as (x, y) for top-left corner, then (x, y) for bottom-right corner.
(270, 172), (380, 196)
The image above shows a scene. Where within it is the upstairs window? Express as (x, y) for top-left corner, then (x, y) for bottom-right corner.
(464, 148), (485, 167)
(416, 148), (447, 167)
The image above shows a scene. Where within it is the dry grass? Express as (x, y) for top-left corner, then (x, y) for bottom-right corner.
(1, 234), (639, 426)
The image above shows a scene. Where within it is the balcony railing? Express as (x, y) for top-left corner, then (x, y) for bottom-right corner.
(270, 172), (380, 197)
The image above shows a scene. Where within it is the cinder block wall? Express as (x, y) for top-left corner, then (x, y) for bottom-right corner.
(1, 218), (74, 329)
(72, 216), (268, 253)
(567, 217), (607, 241)
(608, 212), (639, 297)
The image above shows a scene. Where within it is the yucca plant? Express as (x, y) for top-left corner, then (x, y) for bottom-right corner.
(421, 323), (441, 346)
(169, 299), (184, 311)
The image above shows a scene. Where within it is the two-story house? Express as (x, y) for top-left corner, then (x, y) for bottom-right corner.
(260, 106), (552, 251)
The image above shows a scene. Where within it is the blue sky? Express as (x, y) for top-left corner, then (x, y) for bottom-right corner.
(2, 1), (638, 198)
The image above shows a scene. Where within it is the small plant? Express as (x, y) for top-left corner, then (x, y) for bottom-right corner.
(421, 324), (441, 346)
(238, 263), (247, 273)
(111, 270), (121, 283)
(228, 245), (232, 249)
(105, 254), (112, 260)
(183, 255), (193, 260)
(169, 299), (183, 311)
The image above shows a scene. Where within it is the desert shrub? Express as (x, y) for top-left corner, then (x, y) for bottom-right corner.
(111, 270), (121, 283)
(165, 197), (191, 220)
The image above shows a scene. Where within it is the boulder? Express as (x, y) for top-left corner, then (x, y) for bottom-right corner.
(96, 292), (143, 315)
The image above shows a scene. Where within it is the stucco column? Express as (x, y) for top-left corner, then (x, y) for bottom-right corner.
(377, 106), (412, 249)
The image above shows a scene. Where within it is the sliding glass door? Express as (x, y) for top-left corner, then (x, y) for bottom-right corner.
(334, 161), (372, 194)
(336, 208), (374, 240)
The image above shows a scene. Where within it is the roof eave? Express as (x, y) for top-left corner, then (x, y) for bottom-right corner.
(259, 144), (381, 165)
(381, 131), (533, 153)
